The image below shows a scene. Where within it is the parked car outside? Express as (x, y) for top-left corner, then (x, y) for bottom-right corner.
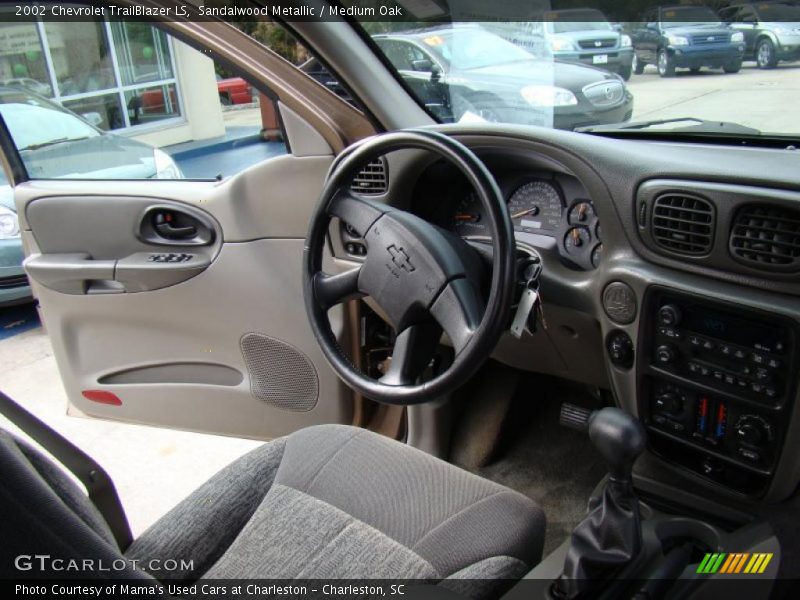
(0, 87), (184, 307)
(372, 25), (633, 131)
(629, 5), (746, 76)
(0, 175), (28, 308)
(0, 77), (52, 98)
(719, 2), (800, 68)
(539, 9), (635, 80)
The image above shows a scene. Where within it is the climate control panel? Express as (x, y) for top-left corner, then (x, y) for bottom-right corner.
(648, 381), (777, 469)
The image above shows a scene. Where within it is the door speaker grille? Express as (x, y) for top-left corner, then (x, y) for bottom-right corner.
(240, 333), (319, 412)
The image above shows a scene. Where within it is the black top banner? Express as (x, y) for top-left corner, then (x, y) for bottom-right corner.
(2, 0), (800, 23)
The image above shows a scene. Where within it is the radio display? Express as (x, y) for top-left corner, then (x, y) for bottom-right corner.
(682, 303), (785, 351)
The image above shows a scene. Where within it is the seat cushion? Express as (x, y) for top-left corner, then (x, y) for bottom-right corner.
(128, 424), (545, 588)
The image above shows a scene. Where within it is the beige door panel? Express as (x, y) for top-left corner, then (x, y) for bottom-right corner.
(16, 155), (353, 440)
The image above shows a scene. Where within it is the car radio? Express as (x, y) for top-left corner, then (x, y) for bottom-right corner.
(639, 289), (797, 496)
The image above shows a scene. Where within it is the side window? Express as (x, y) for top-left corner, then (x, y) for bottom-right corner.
(740, 7), (757, 22)
(0, 15), (310, 181)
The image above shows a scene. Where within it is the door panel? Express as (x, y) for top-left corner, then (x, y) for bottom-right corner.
(15, 155), (353, 440)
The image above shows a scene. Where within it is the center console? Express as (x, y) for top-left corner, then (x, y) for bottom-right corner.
(639, 287), (798, 497)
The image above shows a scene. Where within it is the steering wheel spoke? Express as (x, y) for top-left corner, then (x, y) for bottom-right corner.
(380, 322), (442, 386)
(328, 191), (386, 239)
(430, 278), (483, 355)
(313, 267), (364, 309)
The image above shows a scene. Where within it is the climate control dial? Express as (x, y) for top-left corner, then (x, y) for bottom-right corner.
(734, 415), (773, 447)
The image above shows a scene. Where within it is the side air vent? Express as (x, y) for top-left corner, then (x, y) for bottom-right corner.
(730, 204), (800, 271)
(651, 193), (715, 255)
(351, 158), (388, 195)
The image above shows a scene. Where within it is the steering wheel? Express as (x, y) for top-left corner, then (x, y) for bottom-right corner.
(303, 130), (515, 405)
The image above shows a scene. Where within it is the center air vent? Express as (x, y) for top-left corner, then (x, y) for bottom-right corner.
(651, 193), (715, 255)
(351, 158), (388, 195)
(730, 204), (800, 271)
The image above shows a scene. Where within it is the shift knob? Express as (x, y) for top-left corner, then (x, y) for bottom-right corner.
(588, 407), (646, 483)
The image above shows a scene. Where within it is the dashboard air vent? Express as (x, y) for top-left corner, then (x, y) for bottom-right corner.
(651, 193), (714, 255)
(351, 158), (387, 195)
(730, 204), (800, 270)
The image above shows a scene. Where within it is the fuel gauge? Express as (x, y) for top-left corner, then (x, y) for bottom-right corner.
(568, 201), (595, 225)
(565, 227), (591, 255)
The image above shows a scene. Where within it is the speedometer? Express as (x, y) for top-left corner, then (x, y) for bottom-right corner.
(508, 181), (563, 233)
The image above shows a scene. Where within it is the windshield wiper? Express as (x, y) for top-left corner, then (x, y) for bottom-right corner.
(21, 136), (92, 151)
(577, 118), (761, 136)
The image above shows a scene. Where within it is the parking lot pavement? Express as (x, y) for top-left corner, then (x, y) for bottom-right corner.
(628, 62), (800, 133)
(0, 320), (262, 536)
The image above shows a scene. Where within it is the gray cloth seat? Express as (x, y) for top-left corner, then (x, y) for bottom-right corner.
(1, 424), (545, 596)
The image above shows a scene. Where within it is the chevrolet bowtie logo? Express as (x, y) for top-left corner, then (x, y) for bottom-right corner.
(387, 244), (415, 272)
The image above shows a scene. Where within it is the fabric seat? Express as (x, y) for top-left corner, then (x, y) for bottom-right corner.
(1, 424), (545, 596)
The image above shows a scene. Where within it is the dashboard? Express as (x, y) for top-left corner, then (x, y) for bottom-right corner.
(331, 125), (800, 508)
(408, 159), (603, 271)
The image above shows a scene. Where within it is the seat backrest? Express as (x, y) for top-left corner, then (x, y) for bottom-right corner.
(0, 429), (148, 579)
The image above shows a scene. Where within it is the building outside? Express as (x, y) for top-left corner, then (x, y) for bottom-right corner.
(0, 18), (258, 150)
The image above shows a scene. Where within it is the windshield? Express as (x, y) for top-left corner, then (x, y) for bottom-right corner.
(547, 11), (613, 33)
(419, 29), (534, 70)
(661, 7), (721, 28)
(355, 3), (799, 139)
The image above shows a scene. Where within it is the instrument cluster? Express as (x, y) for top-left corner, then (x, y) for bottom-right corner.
(445, 177), (602, 270)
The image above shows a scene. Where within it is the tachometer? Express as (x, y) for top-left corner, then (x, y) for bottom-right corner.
(508, 181), (563, 233)
(453, 193), (488, 237)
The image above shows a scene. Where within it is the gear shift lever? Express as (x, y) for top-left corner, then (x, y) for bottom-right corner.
(554, 406), (646, 599)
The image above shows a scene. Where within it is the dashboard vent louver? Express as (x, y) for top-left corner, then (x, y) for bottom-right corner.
(730, 204), (800, 270)
(651, 193), (715, 255)
(351, 158), (388, 195)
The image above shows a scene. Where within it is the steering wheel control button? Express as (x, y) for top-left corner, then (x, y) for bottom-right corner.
(602, 281), (637, 325)
(607, 330), (634, 368)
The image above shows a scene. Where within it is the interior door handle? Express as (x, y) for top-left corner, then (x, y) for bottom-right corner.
(153, 212), (197, 240)
(154, 220), (197, 239)
(140, 206), (214, 246)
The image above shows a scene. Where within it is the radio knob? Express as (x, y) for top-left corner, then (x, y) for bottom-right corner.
(656, 344), (677, 364)
(658, 304), (682, 327)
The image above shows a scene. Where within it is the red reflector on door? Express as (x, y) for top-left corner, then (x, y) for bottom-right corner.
(82, 390), (122, 406)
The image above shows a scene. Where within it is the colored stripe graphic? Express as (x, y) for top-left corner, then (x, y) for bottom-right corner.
(698, 552), (773, 575)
